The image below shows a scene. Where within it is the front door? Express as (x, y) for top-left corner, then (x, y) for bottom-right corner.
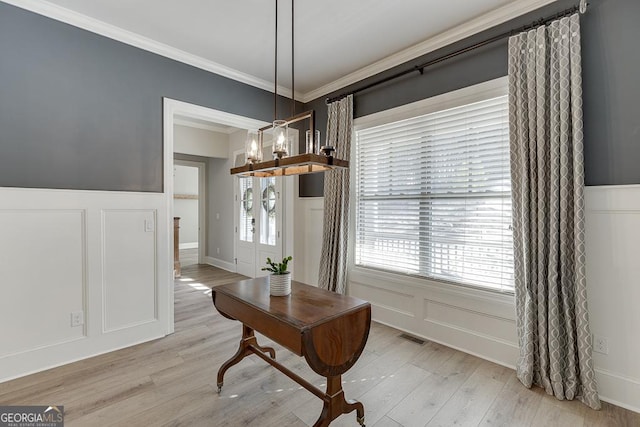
(235, 175), (282, 277)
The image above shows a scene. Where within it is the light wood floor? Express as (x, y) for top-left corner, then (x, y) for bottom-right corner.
(1, 264), (638, 426)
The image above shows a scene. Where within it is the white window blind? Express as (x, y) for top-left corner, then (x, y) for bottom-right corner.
(355, 95), (514, 292)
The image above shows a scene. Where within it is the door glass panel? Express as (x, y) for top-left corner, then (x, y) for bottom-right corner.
(260, 177), (277, 246)
(239, 177), (253, 243)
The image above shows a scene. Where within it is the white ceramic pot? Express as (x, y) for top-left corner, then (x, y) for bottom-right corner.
(269, 272), (291, 296)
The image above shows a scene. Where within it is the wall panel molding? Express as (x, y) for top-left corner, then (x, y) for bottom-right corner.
(585, 184), (640, 412)
(0, 208), (87, 358)
(101, 209), (158, 333)
(349, 266), (518, 367)
(0, 187), (170, 383)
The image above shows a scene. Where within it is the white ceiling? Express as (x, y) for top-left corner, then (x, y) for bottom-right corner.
(7, 0), (555, 102)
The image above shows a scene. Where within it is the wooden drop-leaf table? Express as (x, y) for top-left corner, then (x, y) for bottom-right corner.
(212, 277), (371, 427)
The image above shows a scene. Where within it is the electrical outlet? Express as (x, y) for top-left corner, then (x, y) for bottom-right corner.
(216, 247), (220, 255)
(593, 335), (609, 355)
(71, 311), (84, 327)
(144, 219), (154, 232)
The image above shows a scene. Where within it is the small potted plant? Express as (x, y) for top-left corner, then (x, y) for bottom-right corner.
(262, 256), (292, 296)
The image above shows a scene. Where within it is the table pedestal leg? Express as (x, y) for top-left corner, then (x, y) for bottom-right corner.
(217, 324), (276, 393)
(313, 376), (365, 427)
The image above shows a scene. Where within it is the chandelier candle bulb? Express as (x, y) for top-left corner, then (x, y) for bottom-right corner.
(245, 131), (262, 163)
(272, 120), (289, 159)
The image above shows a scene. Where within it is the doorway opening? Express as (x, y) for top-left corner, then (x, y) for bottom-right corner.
(173, 160), (205, 268)
(163, 98), (296, 331)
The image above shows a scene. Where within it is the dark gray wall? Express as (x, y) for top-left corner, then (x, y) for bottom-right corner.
(300, 0), (640, 196)
(0, 2), (293, 192)
(2, 1), (637, 192)
(581, 0), (640, 185)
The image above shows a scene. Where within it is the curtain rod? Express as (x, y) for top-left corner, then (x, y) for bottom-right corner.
(326, 4), (580, 105)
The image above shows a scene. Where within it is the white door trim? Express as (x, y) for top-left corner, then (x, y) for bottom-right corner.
(232, 149), (243, 275)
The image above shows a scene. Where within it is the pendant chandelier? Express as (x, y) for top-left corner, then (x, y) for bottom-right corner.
(231, 0), (348, 177)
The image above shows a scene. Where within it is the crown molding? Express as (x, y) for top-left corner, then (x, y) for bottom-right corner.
(1, 0), (303, 99)
(299, 0), (558, 103)
(3, 0), (556, 104)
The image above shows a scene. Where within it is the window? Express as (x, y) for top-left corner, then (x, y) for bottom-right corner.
(239, 177), (253, 243)
(260, 177), (277, 245)
(354, 85), (513, 292)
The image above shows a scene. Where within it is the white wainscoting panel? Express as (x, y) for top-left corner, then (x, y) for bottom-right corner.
(585, 184), (640, 412)
(423, 300), (517, 344)
(0, 187), (171, 383)
(293, 197), (323, 286)
(349, 267), (518, 367)
(0, 209), (86, 358)
(350, 281), (415, 317)
(102, 209), (157, 332)
(304, 206), (324, 286)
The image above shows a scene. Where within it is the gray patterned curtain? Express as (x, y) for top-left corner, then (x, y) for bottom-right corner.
(318, 95), (353, 294)
(508, 14), (600, 409)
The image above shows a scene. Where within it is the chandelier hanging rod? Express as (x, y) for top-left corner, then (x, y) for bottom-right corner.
(291, 0), (295, 117)
(273, 0), (297, 118)
(274, 0), (278, 121)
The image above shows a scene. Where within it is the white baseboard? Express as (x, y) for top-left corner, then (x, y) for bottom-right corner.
(596, 367), (640, 414)
(1, 329), (165, 384)
(371, 317), (517, 371)
(179, 242), (198, 250)
(204, 256), (236, 273)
